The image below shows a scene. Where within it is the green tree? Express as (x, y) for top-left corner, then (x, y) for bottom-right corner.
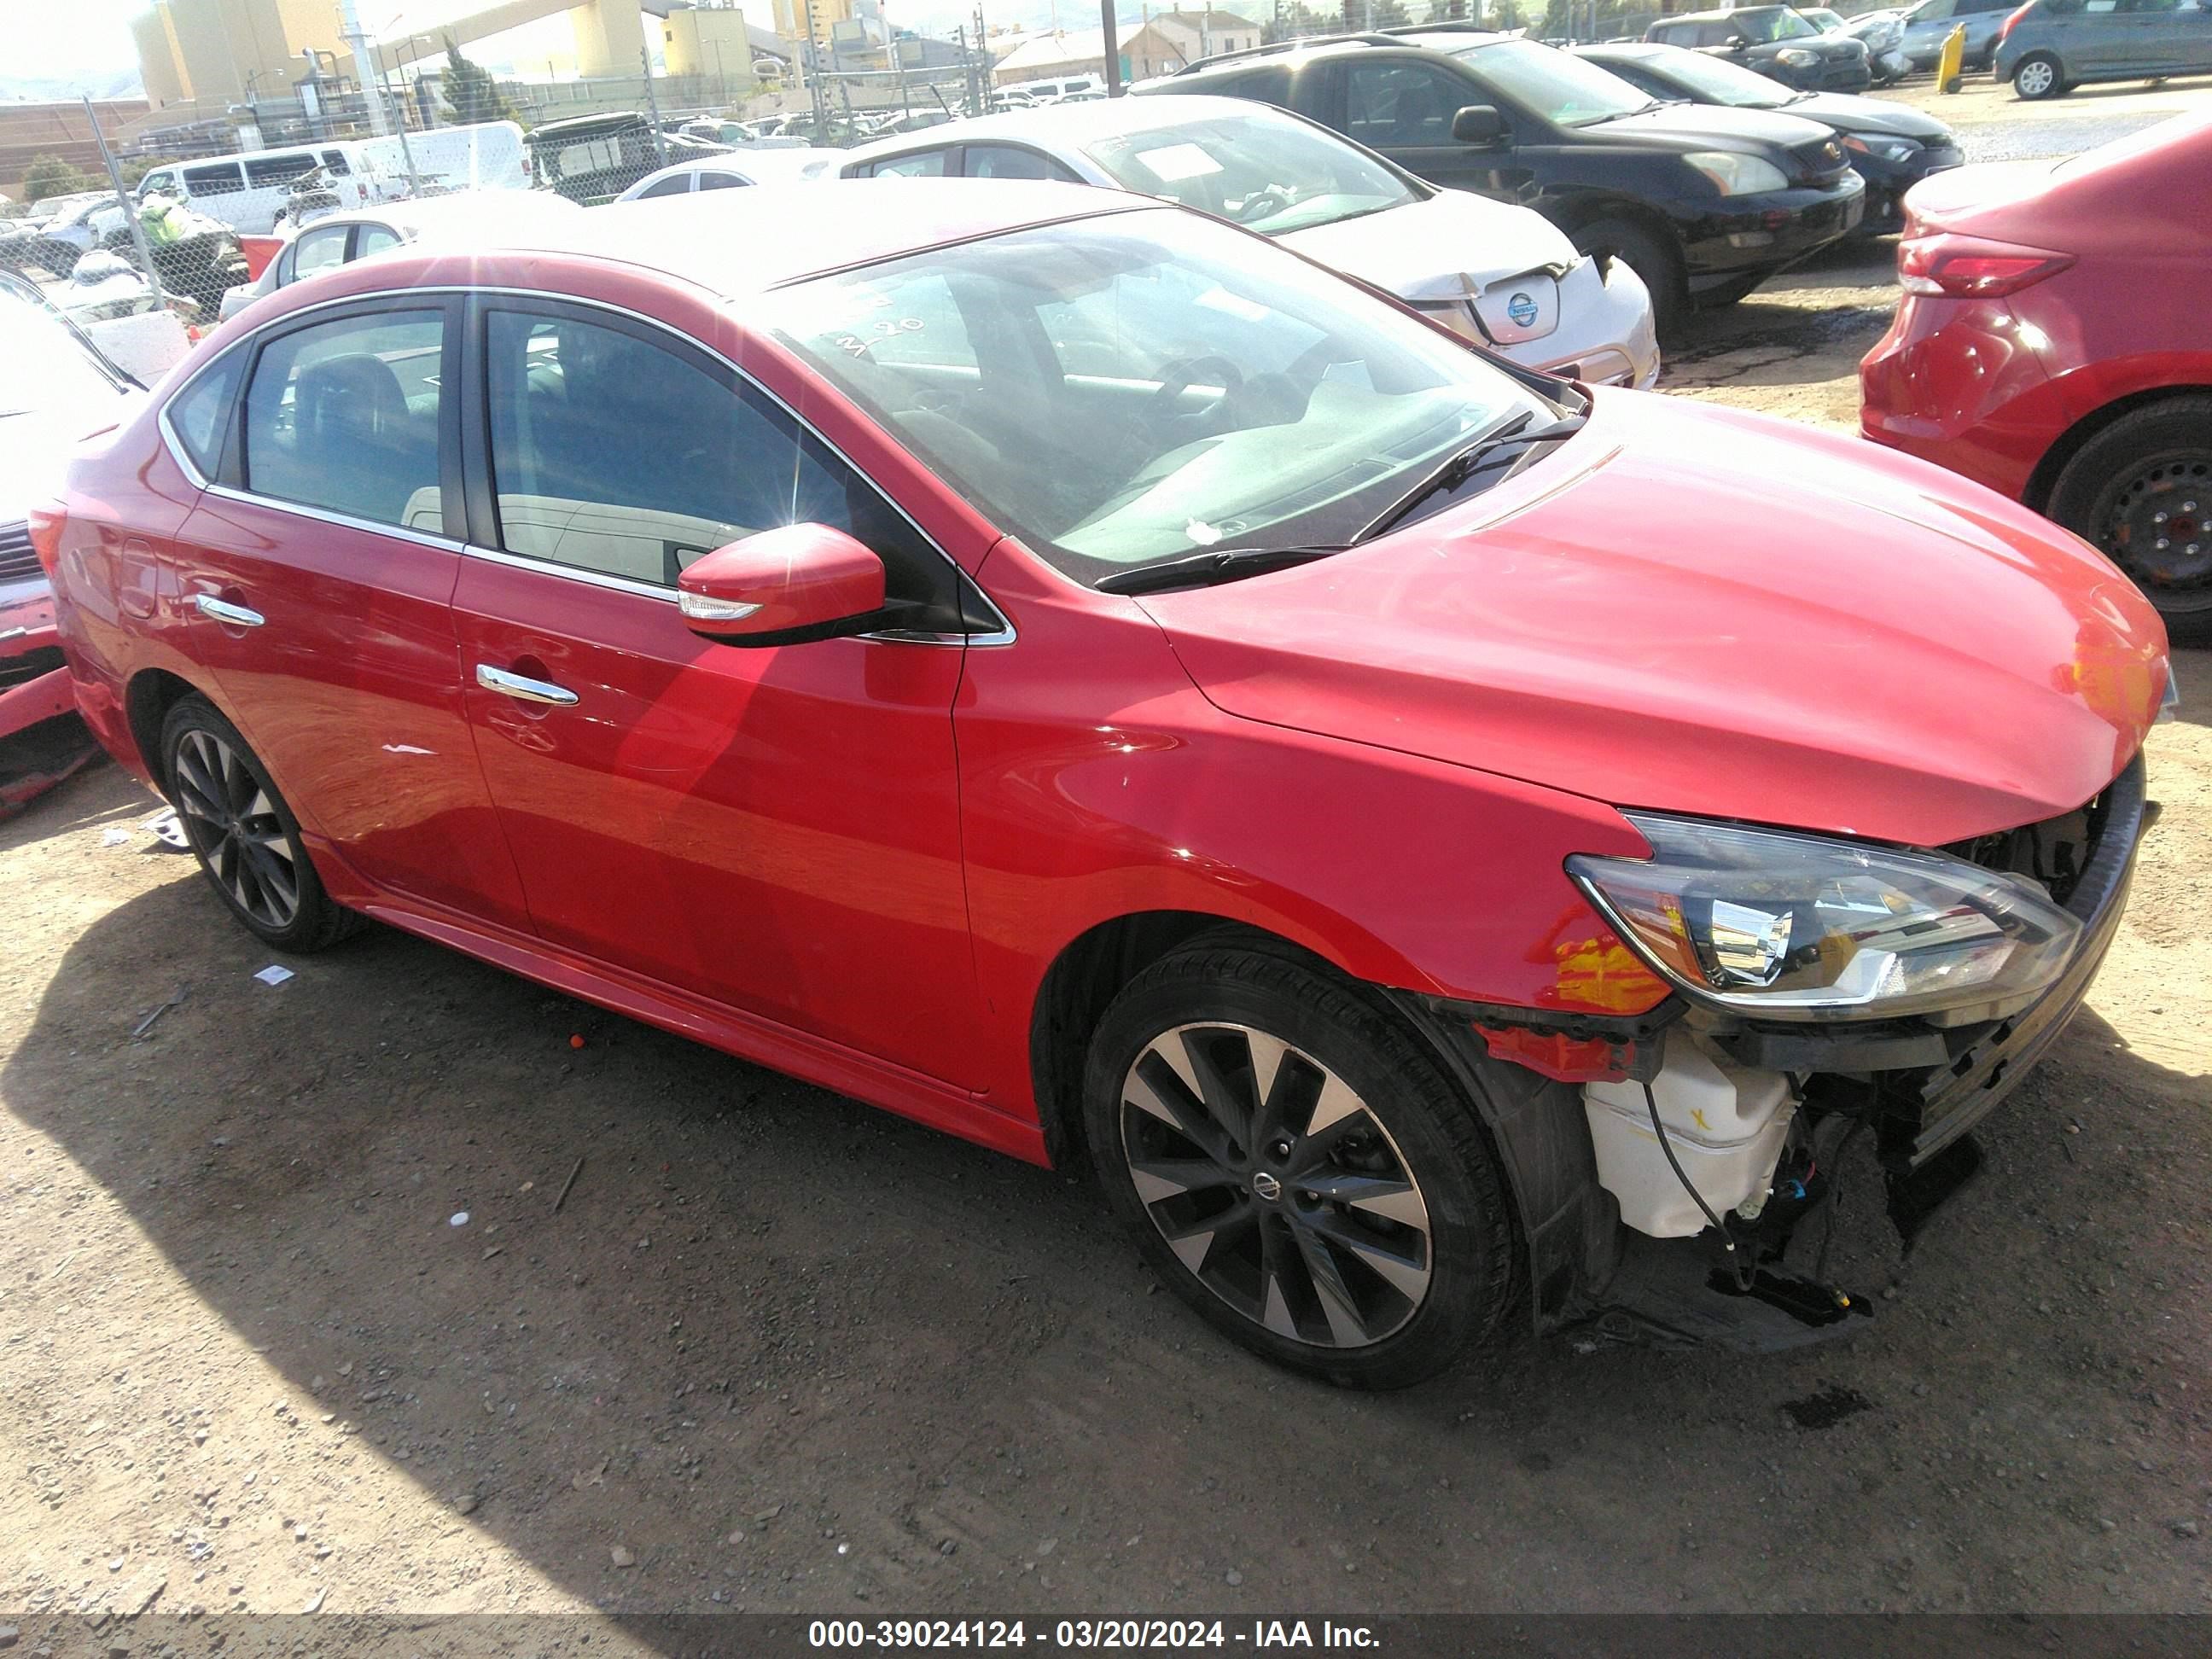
(439, 32), (517, 125)
(22, 154), (95, 204)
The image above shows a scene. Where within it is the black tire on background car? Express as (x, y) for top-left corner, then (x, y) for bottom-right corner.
(160, 696), (360, 952)
(2048, 397), (2212, 645)
(1571, 216), (1687, 341)
(2012, 55), (2064, 99)
(1082, 940), (1518, 1389)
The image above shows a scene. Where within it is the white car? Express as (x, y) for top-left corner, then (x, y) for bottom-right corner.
(614, 150), (844, 201)
(839, 96), (1659, 388)
(217, 191), (584, 323)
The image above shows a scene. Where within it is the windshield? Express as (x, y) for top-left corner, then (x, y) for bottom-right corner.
(1736, 8), (1822, 41)
(761, 211), (1548, 585)
(1085, 110), (1421, 236)
(1640, 46), (1798, 106)
(1455, 38), (1655, 127)
(1801, 9), (1847, 28)
(0, 294), (130, 417)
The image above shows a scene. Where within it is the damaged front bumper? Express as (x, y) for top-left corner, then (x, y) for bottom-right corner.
(2, 577), (96, 816)
(1400, 752), (2151, 1353)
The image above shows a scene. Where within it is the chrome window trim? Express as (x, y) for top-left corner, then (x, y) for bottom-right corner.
(202, 482), (468, 554)
(159, 282), (1015, 645)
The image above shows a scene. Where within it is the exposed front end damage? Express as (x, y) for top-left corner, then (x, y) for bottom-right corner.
(1, 562), (96, 818)
(1400, 753), (2151, 1353)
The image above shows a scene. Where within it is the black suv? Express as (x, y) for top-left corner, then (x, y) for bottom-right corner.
(1644, 7), (1875, 91)
(1138, 31), (1864, 335)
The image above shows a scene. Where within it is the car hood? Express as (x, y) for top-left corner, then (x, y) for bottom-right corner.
(1133, 392), (2168, 848)
(1279, 190), (1578, 304)
(1589, 100), (1842, 155)
(1782, 90), (1953, 142)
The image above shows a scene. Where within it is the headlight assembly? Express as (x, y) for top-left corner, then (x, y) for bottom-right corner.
(1684, 151), (1791, 196)
(1842, 132), (1923, 163)
(1777, 47), (1820, 67)
(1568, 814), (2082, 1022)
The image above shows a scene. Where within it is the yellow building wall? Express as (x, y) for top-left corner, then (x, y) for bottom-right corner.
(131, 4), (193, 105)
(664, 9), (758, 80)
(568, 0), (647, 78)
(772, 0), (854, 50)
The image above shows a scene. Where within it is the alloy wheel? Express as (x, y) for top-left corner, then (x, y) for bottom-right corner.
(1118, 1022), (1434, 1348)
(172, 727), (302, 931)
(2100, 455), (2212, 603)
(2016, 60), (2055, 96)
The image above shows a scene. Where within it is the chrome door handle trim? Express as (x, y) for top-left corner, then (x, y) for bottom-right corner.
(475, 664), (579, 707)
(193, 594), (265, 627)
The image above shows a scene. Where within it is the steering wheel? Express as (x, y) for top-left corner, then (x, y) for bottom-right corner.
(1231, 184), (1294, 224)
(1149, 355), (1244, 422)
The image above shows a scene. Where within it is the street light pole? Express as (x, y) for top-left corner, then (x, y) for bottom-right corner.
(1103, 2), (1121, 95)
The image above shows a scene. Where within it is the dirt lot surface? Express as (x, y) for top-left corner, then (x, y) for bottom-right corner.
(3, 78), (2210, 1644)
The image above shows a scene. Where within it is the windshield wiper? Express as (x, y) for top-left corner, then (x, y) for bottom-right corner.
(1354, 410), (1587, 544)
(1095, 544), (1351, 596)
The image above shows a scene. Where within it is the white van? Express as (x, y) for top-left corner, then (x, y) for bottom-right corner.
(1005, 75), (1105, 103)
(134, 124), (527, 236)
(134, 145), (359, 236)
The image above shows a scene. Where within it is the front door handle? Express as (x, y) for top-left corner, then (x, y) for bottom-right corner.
(475, 664), (579, 707)
(194, 594), (265, 627)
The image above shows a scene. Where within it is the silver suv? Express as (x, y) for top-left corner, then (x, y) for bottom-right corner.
(1901, 0), (2020, 67)
(1994, 0), (2212, 99)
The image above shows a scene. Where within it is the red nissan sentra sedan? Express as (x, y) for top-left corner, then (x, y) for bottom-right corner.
(38, 183), (2172, 1386)
(1860, 109), (2212, 643)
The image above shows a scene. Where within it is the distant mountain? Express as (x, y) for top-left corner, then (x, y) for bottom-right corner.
(0, 70), (147, 106)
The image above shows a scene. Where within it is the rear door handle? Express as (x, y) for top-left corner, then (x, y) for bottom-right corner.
(193, 594), (265, 627)
(475, 664), (579, 707)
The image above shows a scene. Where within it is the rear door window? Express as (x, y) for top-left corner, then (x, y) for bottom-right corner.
(289, 224), (350, 282)
(867, 149), (953, 178)
(241, 309), (447, 531)
(634, 172), (694, 198)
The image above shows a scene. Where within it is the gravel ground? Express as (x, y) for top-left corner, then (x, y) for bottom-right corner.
(3, 79), (2209, 1644)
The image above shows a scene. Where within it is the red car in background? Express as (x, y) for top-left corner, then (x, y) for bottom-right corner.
(1861, 108), (2212, 641)
(41, 185), (2171, 1385)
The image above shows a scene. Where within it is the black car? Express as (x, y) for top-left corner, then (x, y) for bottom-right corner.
(1644, 6), (1875, 91)
(1577, 41), (1961, 231)
(1139, 30), (1865, 335)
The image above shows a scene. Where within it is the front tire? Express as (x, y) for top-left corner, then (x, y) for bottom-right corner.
(160, 696), (360, 952)
(1572, 216), (1687, 342)
(2012, 55), (2064, 99)
(1082, 942), (1518, 1388)
(2047, 396), (2212, 644)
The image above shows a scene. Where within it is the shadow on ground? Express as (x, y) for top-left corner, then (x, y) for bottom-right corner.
(3, 757), (2208, 1625)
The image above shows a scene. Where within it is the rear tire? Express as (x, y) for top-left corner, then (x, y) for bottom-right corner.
(1572, 216), (1687, 342)
(2047, 396), (2212, 645)
(160, 696), (361, 952)
(2012, 55), (2064, 99)
(1082, 941), (1518, 1388)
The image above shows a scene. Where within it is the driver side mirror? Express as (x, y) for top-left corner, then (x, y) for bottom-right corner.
(1452, 104), (1508, 146)
(678, 522), (888, 647)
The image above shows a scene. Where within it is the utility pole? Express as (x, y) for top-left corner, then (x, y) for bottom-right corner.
(639, 48), (670, 160)
(802, 0), (832, 134)
(83, 94), (165, 311)
(335, 0), (392, 135)
(1103, 2), (1122, 95)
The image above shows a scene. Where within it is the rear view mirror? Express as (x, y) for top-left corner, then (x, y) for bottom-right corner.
(1452, 105), (1508, 146)
(678, 522), (888, 646)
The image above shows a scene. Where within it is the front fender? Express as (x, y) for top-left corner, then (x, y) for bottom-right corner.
(956, 547), (1666, 1121)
